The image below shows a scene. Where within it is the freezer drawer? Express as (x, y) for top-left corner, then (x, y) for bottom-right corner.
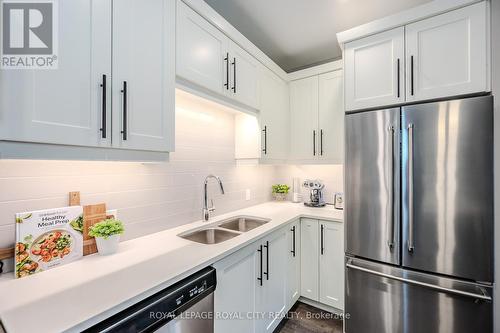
(345, 108), (400, 265)
(345, 257), (493, 333)
(401, 95), (494, 282)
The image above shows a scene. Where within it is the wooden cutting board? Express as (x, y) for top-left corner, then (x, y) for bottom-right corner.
(83, 203), (107, 256)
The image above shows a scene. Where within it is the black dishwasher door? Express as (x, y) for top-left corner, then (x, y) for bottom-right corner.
(84, 267), (216, 333)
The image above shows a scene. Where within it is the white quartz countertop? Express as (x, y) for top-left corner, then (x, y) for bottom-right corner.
(0, 202), (343, 333)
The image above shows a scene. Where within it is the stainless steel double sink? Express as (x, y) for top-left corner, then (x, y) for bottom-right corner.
(179, 216), (270, 244)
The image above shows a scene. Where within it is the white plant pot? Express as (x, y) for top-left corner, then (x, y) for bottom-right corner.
(95, 234), (120, 255)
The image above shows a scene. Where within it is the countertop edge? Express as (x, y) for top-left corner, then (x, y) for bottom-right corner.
(0, 202), (343, 333)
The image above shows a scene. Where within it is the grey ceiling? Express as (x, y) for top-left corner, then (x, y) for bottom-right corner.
(204, 0), (431, 72)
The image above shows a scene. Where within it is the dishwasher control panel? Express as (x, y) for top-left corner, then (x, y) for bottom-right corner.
(83, 267), (217, 333)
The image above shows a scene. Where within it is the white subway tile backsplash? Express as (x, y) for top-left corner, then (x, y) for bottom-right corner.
(0, 107), (277, 248)
(0, 104), (343, 250)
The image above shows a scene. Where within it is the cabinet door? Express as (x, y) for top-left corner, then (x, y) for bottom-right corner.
(318, 70), (344, 163)
(112, 0), (175, 152)
(319, 221), (344, 310)
(259, 67), (289, 160)
(405, 2), (488, 102)
(213, 242), (260, 333)
(229, 41), (259, 109)
(286, 220), (301, 308)
(290, 77), (319, 160)
(0, 0), (112, 147)
(257, 228), (288, 333)
(176, 0), (227, 94)
(300, 218), (319, 301)
(344, 27), (404, 111)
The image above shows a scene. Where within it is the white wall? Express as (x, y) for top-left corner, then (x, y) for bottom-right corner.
(492, 0), (500, 329)
(0, 102), (276, 249)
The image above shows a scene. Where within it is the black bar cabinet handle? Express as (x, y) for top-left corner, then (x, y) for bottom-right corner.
(397, 59), (400, 98)
(257, 245), (263, 286)
(264, 241), (269, 280)
(231, 58), (236, 93)
(100, 74), (107, 138)
(121, 81), (128, 141)
(320, 224), (324, 255)
(262, 126), (267, 155)
(224, 53), (229, 90)
(291, 226), (296, 257)
(320, 129), (324, 156)
(410, 56), (414, 96)
(313, 130), (316, 156)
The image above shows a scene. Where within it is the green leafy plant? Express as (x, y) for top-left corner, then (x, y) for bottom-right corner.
(89, 219), (125, 239)
(272, 184), (290, 194)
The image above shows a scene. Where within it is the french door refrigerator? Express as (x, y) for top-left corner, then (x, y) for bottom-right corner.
(344, 95), (494, 333)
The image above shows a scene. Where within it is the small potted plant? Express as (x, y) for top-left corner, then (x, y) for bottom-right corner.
(272, 184), (290, 201)
(89, 219), (125, 255)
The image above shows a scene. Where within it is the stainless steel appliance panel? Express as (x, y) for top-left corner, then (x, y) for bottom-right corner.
(345, 257), (493, 333)
(401, 96), (494, 282)
(345, 108), (400, 265)
(160, 294), (213, 333)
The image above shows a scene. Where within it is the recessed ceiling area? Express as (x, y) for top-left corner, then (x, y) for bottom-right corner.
(203, 0), (432, 72)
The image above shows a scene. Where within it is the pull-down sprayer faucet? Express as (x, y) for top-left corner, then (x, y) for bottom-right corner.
(203, 175), (225, 221)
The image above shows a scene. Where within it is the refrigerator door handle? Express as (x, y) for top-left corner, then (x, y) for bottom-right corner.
(387, 125), (395, 250)
(346, 261), (492, 302)
(407, 123), (415, 253)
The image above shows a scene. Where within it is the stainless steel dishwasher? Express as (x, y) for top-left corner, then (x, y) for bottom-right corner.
(84, 267), (216, 333)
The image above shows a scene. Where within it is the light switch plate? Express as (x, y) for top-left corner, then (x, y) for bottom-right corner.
(245, 189), (251, 201)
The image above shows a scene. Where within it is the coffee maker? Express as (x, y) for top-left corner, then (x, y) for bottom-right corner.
(302, 179), (326, 207)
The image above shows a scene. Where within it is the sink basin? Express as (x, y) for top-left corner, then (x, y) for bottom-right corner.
(218, 216), (270, 232)
(180, 228), (239, 244)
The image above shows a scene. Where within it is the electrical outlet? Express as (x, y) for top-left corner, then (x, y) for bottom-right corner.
(245, 189), (251, 201)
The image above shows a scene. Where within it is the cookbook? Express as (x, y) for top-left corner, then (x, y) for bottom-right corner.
(15, 206), (84, 278)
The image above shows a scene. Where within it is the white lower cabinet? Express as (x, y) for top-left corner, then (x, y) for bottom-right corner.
(300, 218), (344, 311)
(300, 218), (319, 300)
(213, 226), (289, 333)
(286, 219), (301, 308)
(214, 218), (343, 333)
(213, 242), (260, 333)
(256, 228), (288, 332)
(319, 221), (344, 309)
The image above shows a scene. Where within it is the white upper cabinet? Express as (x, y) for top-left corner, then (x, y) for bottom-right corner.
(343, 2), (489, 111)
(290, 69), (344, 163)
(113, 0), (175, 152)
(259, 67), (289, 161)
(176, 0), (227, 94)
(229, 41), (260, 109)
(405, 1), (488, 102)
(344, 27), (404, 111)
(290, 77), (319, 160)
(176, 1), (260, 110)
(0, 0), (175, 156)
(0, 0), (112, 147)
(318, 70), (344, 163)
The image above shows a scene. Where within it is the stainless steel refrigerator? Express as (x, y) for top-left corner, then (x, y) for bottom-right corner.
(344, 95), (494, 333)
